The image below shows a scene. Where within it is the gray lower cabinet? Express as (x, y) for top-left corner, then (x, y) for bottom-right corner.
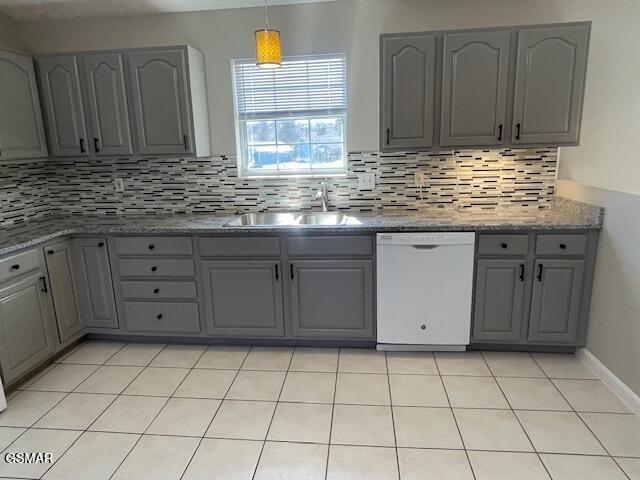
(512, 24), (590, 145)
(472, 259), (525, 342)
(0, 49), (48, 160)
(82, 53), (133, 156)
(440, 30), (511, 147)
(290, 260), (374, 339)
(72, 238), (118, 329)
(528, 259), (585, 343)
(380, 34), (437, 150)
(36, 55), (89, 157)
(202, 260), (284, 337)
(0, 272), (57, 384)
(44, 240), (84, 343)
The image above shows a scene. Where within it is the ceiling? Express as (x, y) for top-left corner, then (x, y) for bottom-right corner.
(0, 0), (338, 22)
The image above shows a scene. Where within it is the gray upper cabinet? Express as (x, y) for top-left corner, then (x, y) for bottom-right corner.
(82, 53), (133, 156)
(528, 259), (585, 343)
(72, 238), (119, 329)
(290, 260), (374, 339)
(472, 259), (525, 342)
(44, 240), (84, 343)
(440, 30), (511, 147)
(512, 24), (590, 145)
(0, 49), (48, 160)
(380, 35), (436, 150)
(127, 47), (211, 157)
(202, 260), (284, 337)
(37, 55), (89, 157)
(0, 272), (57, 385)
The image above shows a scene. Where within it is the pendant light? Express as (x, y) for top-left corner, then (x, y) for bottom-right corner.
(255, 0), (281, 69)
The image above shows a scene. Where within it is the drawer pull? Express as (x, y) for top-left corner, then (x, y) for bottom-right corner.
(156, 314), (163, 320)
(559, 243), (567, 250)
(151, 266), (158, 272)
(148, 244), (155, 250)
(98, 242), (105, 247)
(47, 249), (54, 255)
(153, 288), (160, 294)
(11, 264), (20, 270)
(501, 243), (508, 249)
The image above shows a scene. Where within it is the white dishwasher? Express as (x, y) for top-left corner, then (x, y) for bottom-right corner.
(376, 232), (475, 351)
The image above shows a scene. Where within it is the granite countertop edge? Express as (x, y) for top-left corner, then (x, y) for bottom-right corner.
(0, 198), (604, 257)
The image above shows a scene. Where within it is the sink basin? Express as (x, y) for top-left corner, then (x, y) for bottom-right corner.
(224, 212), (349, 227)
(225, 212), (301, 227)
(296, 212), (349, 225)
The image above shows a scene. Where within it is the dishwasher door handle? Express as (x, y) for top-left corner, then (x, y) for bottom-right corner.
(410, 245), (440, 250)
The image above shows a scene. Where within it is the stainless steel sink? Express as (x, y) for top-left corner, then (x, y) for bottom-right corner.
(296, 212), (349, 225)
(224, 211), (349, 227)
(225, 212), (301, 227)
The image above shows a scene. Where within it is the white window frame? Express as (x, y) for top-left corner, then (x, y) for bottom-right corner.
(232, 54), (348, 178)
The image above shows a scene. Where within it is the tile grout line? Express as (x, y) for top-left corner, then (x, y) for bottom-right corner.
(530, 353), (632, 480)
(323, 346), (339, 480)
(382, 350), (402, 480)
(178, 345), (249, 480)
(251, 346), (294, 480)
(481, 351), (553, 480)
(434, 352), (478, 480)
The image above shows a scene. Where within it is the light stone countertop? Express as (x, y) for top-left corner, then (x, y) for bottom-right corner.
(0, 197), (603, 256)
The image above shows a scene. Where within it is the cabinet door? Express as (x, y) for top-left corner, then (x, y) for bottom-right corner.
(127, 49), (193, 155)
(0, 273), (57, 385)
(72, 238), (118, 329)
(0, 49), (48, 160)
(528, 259), (585, 343)
(512, 24), (590, 144)
(37, 55), (89, 157)
(83, 53), (133, 156)
(202, 260), (284, 337)
(45, 240), (84, 343)
(472, 259), (526, 342)
(440, 30), (511, 147)
(290, 260), (374, 339)
(380, 35), (436, 150)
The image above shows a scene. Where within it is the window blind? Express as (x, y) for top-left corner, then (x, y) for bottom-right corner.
(233, 54), (347, 120)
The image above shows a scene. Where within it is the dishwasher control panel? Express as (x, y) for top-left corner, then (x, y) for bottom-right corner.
(377, 232), (475, 246)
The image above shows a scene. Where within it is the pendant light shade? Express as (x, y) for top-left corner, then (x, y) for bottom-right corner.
(255, 29), (281, 69)
(256, 0), (281, 69)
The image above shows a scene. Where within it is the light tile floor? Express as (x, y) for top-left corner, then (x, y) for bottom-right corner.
(0, 341), (637, 479)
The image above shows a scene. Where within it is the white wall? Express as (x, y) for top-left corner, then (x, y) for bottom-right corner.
(0, 12), (24, 51)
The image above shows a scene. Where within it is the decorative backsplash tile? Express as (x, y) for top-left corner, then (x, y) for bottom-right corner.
(0, 148), (557, 225)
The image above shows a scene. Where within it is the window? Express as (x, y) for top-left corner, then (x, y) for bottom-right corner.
(232, 54), (347, 177)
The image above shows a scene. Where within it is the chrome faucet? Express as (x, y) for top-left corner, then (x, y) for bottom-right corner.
(315, 182), (329, 212)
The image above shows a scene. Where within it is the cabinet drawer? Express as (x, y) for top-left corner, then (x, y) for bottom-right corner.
(123, 301), (200, 333)
(536, 234), (588, 256)
(288, 236), (373, 257)
(114, 236), (193, 256)
(477, 235), (529, 256)
(121, 281), (197, 300)
(199, 236), (280, 257)
(117, 259), (195, 277)
(0, 249), (41, 284)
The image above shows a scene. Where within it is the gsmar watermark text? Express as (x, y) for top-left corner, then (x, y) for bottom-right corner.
(4, 452), (53, 463)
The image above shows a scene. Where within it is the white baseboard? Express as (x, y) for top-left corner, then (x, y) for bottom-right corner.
(577, 348), (640, 416)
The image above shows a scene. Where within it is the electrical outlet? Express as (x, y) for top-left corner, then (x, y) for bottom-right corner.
(114, 178), (125, 193)
(414, 171), (429, 187)
(357, 173), (376, 190)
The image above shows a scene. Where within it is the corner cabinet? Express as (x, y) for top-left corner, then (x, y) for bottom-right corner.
(36, 55), (90, 157)
(380, 34), (436, 150)
(0, 49), (48, 160)
(380, 21), (591, 150)
(72, 238), (119, 329)
(127, 47), (211, 157)
(511, 24), (590, 145)
(472, 232), (597, 347)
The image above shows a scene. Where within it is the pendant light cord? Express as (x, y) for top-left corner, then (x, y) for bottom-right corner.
(264, 0), (269, 30)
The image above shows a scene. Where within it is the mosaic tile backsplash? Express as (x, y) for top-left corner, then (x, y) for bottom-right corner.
(0, 148), (557, 225)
